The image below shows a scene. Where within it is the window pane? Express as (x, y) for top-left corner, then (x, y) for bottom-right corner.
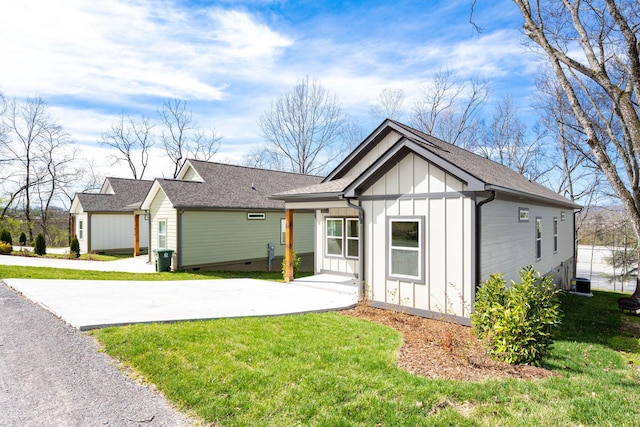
(327, 219), (343, 237)
(536, 218), (542, 238)
(347, 239), (359, 258)
(347, 219), (359, 237)
(391, 249), (419, 277)
(327, 237), (343, 255)
(391, 221), (418, 248)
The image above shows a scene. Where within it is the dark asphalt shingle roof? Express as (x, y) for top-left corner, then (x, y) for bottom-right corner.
(273, 120), (577, 208)
(75, 178), (153, 212)
(157, 160), (322, 209)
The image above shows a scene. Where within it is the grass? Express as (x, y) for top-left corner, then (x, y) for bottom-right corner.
(0, 264), (291, 281)
(90, 290), (640, 426)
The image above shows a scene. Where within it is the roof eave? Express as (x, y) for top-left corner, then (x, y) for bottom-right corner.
(269, 192), (344, 203)
(487, 184), (581, 209)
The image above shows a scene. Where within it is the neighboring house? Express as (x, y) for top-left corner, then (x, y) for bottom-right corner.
(272, 119), (580, 325)
(69, 178), (153, 254)
(140, 160), (322, 271)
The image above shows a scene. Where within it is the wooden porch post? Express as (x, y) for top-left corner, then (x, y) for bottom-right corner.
(69, 215), (76, 241)
(285, 209), (294, 282)
(133, 214), (140, 257)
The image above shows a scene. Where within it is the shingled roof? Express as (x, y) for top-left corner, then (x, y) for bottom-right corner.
(73, 178), (153, 212)
(147, 160), (323, 210)
(272, 119), (579, 208)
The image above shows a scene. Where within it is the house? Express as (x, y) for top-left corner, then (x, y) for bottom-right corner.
(272, 120), (580, 325)
(69, 178), (153, 255)
(140, 160), (322, 271)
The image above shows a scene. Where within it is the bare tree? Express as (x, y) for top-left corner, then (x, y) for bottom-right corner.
(369, 87), (406, 123)
(411, 69), (490, 148)
(259, 76), (347, 175)
(157, 99), (222, 178)
(534, 69), (602, 202)
(99, 113), (155, 180)
(477, 95), (551, 181)
(512, 0), (640, 300)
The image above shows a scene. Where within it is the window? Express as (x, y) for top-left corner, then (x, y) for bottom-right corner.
(553, 217), (558, 253)
(280, 218), (286, 245)
(535, 217), (542, 260)
(388, 217), (422, 281)
(78, 220), (83, 239)
(346, 218), (359, 258)
(519, 207), (529, 222)
(158, 219), (167, 248)
(247, 212), (266, 220)
(326, 218), (343, 256)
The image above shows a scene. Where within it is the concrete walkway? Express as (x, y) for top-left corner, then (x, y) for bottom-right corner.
(2, 274), (359, 330)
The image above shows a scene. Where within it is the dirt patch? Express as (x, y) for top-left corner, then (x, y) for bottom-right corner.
(341, 305), (556, 381)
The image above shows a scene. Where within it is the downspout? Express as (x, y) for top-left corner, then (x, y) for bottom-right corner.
(475, 190), (496, 290)
(87, 213), (92, 253)
(345, 198), (365, 302)
(574, 207), (583, 280)
(177, 209), (184, 270)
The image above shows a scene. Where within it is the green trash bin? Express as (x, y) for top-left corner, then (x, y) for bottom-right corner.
(154, 249), (174, 272)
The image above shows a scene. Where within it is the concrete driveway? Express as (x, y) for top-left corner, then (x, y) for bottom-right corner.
(3, 276), (358, 331)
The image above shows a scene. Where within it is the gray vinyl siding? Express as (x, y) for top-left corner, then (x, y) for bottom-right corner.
(480, 197), (575, 284)
(181, 210), (314, 267)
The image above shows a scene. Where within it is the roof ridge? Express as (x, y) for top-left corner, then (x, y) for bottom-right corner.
(186, 158), (324, 178)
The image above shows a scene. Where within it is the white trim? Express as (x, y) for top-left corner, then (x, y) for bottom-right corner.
(387, 216), (424, 282)
(158, 219), (167, 249)
(346, 218), (359, 259)
(325, 217), (344, 257)
(247, 212), (266, 220)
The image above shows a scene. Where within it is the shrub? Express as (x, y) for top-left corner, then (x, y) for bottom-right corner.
(19, 232), (27, 246)
(281, 251), (301, 280)
(471, 266), (562, 366)
(70, 235), (80, 258)
(0, 241), (11, 255)
(33, 233), (46, 256)
(0, 229), (12, 245)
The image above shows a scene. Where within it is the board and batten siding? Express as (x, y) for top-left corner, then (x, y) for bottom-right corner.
(348, 131), (402, 177)
(480, 198), (575, 285)
(149, 189), (177, 252)
(360, 153), (473, 319)
(181, 211), (314, 267)
(90, 213), (149, 251)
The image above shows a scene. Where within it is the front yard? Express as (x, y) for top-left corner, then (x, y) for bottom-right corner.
(90, 289), (640, 426)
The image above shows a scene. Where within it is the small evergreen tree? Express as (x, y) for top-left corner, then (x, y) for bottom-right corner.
(70, 235), (80, 258)
(0, 229), (12, 245)
(34, 233), (46, 256)
(19, 232), (27, 246)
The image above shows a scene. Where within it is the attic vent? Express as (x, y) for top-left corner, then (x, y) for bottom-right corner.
(247, 212), (266, 220)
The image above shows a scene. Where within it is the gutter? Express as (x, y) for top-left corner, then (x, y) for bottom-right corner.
(475, 191), (496, 290)
(345, 198), (365, 302)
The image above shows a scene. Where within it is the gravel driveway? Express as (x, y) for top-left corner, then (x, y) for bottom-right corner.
(0, 282), (197, 426)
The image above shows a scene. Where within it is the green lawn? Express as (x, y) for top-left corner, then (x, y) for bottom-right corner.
(88, 290), (640, 426)
(0, 264), (290, 281)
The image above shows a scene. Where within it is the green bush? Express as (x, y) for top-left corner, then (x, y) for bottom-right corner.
(0, 229), (12, 245)
(19, 232), (27, 246)
(70, 235), (80, 258)
(471, 266), (562, 366)
(33, 233), (46, 256)
(0, 241), (11, 255)
(281, 251), (301, 280)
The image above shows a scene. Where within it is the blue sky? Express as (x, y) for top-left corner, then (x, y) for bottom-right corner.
(0, 0), (541, 180)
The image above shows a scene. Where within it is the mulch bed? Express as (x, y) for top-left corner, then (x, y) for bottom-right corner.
(341, 304), (557, 381)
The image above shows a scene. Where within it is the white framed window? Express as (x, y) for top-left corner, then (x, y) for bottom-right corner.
(247, 212), (266, 220)
(158, 219), (167, 249)
(326, 218), (343, 256)
(519, 207), (529, 222)
(535, 217), (542, 260)
(553, 217), (558, 253)
(388, 217), (423, 282)
(280, 218), (286, 245)
(346, 218), (359, 258)
(78, 220), (83, 239)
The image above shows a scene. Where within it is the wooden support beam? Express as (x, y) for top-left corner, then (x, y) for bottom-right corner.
(133, 214), (140, 257)
(284, 209), (294, 282)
